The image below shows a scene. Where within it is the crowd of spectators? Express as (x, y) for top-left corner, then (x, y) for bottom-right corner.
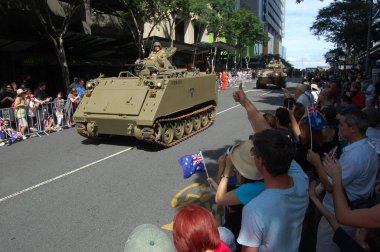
(0, 77), (86, 146)
(125, 70), (380, 252)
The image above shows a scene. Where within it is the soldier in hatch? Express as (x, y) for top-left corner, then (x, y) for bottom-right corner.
(148, 42), (166, 68)
(146, 42), (176, 71)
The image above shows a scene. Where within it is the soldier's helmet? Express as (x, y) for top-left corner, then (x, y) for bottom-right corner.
(153, 42), (161, 48)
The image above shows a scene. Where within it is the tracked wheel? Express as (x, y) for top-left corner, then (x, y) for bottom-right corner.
(149, 104), (216, 148)
(174, 121), (185, 140)
(184, 118), (194, 135)
(161, 124), (174, 144)
(201, 112), (209, 127)
(208, 109), (216, 121)
(193, 115), (201, 131)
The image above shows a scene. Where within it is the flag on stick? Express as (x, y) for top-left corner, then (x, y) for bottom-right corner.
(178, 151), (208, 179)
(306, 105), (329, 130)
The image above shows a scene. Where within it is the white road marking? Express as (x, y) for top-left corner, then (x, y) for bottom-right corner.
(0, 147), (134, 203)
(217, 104), (241, 115)
(1, 88), (269, 204)
(260, 91), (271, 96)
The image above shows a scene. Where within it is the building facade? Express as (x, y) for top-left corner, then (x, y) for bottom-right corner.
(240, 0), (286, 57)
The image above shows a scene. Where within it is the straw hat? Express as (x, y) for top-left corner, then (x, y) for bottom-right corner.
(16, 89), (26, 96)
(311, 84), (319, 90)
(230, 140), (263, 180)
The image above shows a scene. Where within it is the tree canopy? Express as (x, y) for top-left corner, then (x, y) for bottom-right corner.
(310, 0), (379, 54)
(225, 7), (268, 47)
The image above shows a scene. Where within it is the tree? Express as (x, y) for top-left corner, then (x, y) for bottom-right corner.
(225, 8), (268, 48)
(225, 8), (268, 67)
(31, 0), (82, 89)
(93, 0), (169, 59)
(310, 0), (378, 55)
(160, 0), (208, 47)
(118, 0), (170, 59)
(202, 0), (235, 72)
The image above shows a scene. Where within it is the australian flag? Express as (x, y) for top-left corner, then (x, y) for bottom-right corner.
(306, 105), (328, 130)
(178, 151), (206, 179)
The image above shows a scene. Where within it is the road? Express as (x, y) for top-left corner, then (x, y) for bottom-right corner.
(0, 79), (300, 252)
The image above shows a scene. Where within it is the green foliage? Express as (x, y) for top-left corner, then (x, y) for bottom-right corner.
(225, 8), (268, 47)
(310, 0), (376, 53)
(199, 1), (267, 47)
(205, 0), (235, 39)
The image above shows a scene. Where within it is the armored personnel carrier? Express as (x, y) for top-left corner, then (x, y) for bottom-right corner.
(256, 59), (287, 89)
(73, 47), (217, 148)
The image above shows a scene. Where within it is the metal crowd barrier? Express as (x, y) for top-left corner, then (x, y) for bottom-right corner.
(0, 99), (75, 144)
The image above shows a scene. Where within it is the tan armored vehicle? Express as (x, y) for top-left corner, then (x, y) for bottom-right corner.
(256, 59), (287, 89)
(73, 46), (217, 147)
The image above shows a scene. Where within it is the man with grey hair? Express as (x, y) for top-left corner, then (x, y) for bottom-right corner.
(284, 84), (314, 109)
(307, 109), (378, 252)
(317, 88), (334, 110)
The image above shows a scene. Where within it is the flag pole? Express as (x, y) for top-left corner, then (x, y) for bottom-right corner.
(199, 151), (210, 178)
(307, 106), (313, 151)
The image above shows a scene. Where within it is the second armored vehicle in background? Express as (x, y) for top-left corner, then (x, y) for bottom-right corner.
(256, 60), (287, 89)
(73, 45), (217, 148)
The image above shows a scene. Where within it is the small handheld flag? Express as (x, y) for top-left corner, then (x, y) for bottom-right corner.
(306, 104), (328, 151)
(306, 105), (328, 130)
(178, 151), (207, 179)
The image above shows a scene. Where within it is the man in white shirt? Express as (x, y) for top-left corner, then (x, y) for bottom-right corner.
(284, 84), (314, 109)
(308, 109), (378, 252)
(237, 130), (309, 252)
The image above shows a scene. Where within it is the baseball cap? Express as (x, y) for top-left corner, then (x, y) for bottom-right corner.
(124, 224), (175, 252)
(218, 227), (236, 251)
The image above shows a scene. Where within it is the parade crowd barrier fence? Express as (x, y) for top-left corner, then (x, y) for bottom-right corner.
(0, 100), (75, 143)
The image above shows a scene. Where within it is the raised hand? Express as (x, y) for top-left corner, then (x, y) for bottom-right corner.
(232, 82), (248, 104)
(322, 154), (342, 180)
(306, 149), (322, 167)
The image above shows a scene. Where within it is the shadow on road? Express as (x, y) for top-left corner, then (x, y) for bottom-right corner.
(81, 136), (162, 152)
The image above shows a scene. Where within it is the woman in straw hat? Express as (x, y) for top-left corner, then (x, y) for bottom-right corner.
(207, 140), (265, 246)
(14, 89), (28, 139)
(208, 140), (264, 206)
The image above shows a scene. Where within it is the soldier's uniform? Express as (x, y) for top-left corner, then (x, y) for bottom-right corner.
(148, 49), (166, 68)
(146, 42), (176, 71)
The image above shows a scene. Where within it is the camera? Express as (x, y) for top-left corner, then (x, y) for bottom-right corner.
(284, 97), (296, 110)
(288, 100), (295, 110)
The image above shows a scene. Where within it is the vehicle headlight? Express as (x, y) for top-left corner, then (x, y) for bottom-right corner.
(86, 82), (94, 89)
(275, 73), (279, 76)
(156, 82), (162, 88)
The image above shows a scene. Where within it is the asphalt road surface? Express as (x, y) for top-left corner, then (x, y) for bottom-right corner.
(0, 78), (301, 252)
